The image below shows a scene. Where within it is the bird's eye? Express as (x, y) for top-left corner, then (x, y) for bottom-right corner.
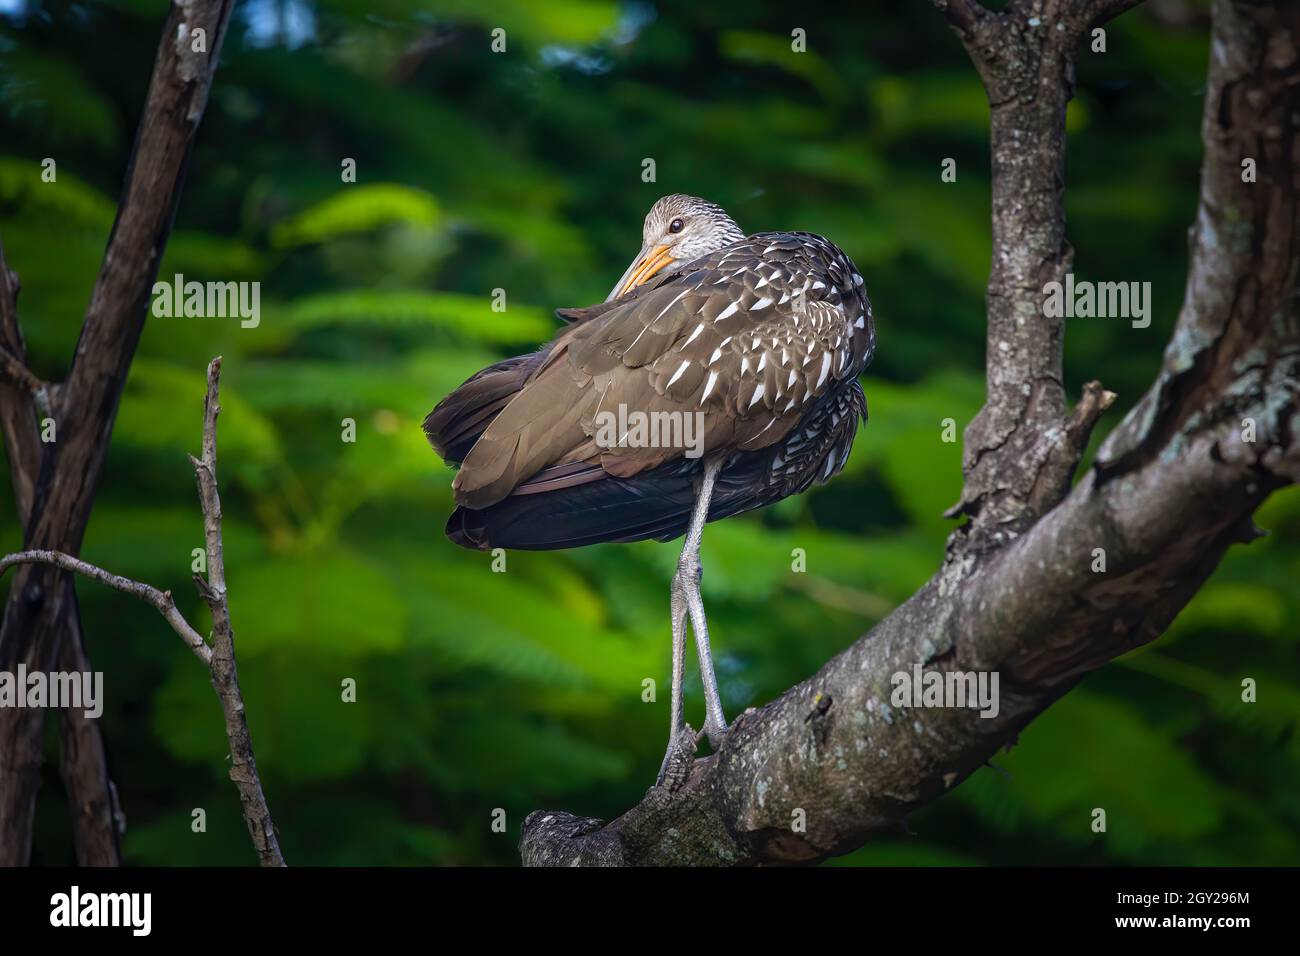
(669, 218), (685, 234)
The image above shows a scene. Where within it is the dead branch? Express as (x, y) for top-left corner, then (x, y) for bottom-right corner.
(0, 551), (212, 665)
(0, 358), (285, 867)
(0, 0), (237, 866)
(188, 356), (284, 867)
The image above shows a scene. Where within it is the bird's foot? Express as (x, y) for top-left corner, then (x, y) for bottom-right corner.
(702, 717), (729, 752)
(655, 723), (699, 791)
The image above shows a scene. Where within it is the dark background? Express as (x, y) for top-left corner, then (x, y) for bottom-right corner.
(1, 0), (1296, 865)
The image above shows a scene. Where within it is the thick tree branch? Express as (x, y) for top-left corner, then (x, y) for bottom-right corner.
(0, 242), (118, 865)
(1095, 0), (1300, 482)
(942, 2), (1093, 544)
(521, 0), (1299, 866)
(13, 0), (236, 553)
(933, 0), (1163, 544)
(57, 625), (125, 866)
(0, 0), (236, 865)
(0, 358), (285, 867)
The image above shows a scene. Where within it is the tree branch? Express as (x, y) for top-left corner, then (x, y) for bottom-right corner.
(929, 0), (990, 40)
(520, 0), (1299, 866)
(0, 344), (46, 401)
(0, 240), (42, 522)
(0, 240), (119, 865)
(57, 623), (125, 866)
(940, 2), (1104, 545)
(188, 357), (285, 868)
(0, 358), (286, 867)
(0, 551), (212, 665)
(22, 0), (236, 555)
(0, 0), (237, 865)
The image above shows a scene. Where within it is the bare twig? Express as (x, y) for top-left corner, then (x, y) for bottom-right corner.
(1065, 380), (1118, 440)
(188, 356), (285, 868)
(0, 357), (285, 867)
(0, 551), (212, 665)
(0, 343), (45, 397)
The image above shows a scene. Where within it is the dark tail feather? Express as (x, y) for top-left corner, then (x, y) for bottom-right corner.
(423, 349), (551, 463)
(446, 455), (781, 551)
(447, 470), (698, 550)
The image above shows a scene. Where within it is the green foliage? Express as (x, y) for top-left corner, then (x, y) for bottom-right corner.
(271, 184), (442, 248)
(3, 0), (1293, 868)
(0, 156), (114, 226)
(720, 31), (848, 105)
(276, 289), (554, 343)
(959, 692), (1222, 851)
(0, 49), (121, 150)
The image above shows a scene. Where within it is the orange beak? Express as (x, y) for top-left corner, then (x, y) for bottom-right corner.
(606, 244), (675, 301)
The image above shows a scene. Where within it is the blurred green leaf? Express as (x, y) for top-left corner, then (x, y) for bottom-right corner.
(276, 289), (555, 343)
(958, 691), (1223, 856)
(271, 184), (442, 248)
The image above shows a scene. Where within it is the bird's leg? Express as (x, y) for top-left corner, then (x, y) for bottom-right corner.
(656, 572), (692, 786)
(656, 457), (729, 784)
(669, 586), (687, 740)
(681, 457), (728, 750)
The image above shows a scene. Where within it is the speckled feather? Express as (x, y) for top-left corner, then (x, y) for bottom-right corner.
(426, 216), (876, 549)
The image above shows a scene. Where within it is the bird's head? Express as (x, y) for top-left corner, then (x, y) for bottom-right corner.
(606, 194), (745, 301)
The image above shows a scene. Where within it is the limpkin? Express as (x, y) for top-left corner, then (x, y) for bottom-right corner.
(425, 195), (875, 779)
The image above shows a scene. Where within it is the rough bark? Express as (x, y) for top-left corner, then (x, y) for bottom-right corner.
(1, 359), (285, 866)
(0, 243), (41, 538)
(520, 0), (1300, 866)
(939, 0), (1142, 543)
(2, 241), (120, 866)
(0, 0), (236, 865)
(56, 614), (123, 866)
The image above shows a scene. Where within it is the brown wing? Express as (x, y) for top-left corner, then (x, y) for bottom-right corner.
(452, 234), (870, 509)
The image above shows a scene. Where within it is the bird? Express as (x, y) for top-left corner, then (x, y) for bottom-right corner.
(424, 194), (875, 781)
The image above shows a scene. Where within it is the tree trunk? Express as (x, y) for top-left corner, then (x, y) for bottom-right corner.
(0, 0), (236, 866)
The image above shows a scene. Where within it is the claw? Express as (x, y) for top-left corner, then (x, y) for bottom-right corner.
(702, 719), (729, 751)
(655, 723), (699, 790)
